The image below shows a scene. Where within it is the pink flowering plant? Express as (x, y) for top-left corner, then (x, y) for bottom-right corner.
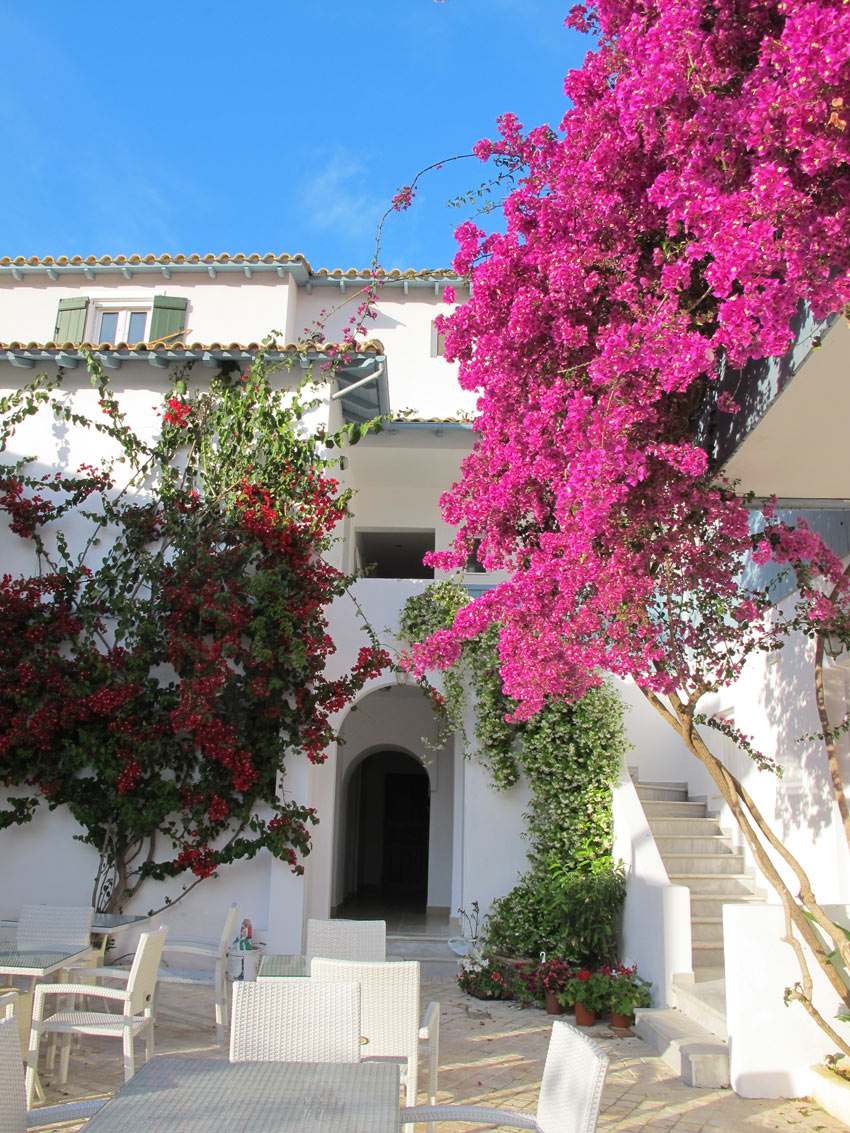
(404, 0), (850, 1054)
(607, 965), (653, 1016)
(537, 956), (574, 996)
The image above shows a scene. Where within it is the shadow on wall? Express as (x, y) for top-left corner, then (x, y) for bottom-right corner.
(760, 626), (850, 846)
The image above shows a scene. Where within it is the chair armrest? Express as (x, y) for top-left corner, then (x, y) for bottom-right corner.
(401, 1105), (539, 1129)
(162, 936), (217, 948)
(419, 1000), (440, 1040)
(161, 941), (219, 959)
(66, 965), (130, 982)
(27, 1099), (107, 1127)
(32, 983), (128, 1018)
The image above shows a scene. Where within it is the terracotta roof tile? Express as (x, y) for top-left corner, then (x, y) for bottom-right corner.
(0, 253), (460, 283)
(1, 339), (385, 357)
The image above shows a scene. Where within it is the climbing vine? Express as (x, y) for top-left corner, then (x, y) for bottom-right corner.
(0, 352), (389, 913)
(399, 581), (628, 852)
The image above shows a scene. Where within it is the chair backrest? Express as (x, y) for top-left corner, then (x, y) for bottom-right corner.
(305, 918), (386, 962)
(16, 905), (93, 952)
(229, 980), (361, 1063)
(310, 957), (419, 1067)
(0, 1016), (26, 1133)
(216, 903), (241, 956)
(536, 1019), (609, 1133)
(125, 927), (169, 1016)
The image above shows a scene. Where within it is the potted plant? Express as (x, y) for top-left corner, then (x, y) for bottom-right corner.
(607, 964), (652, 1027)
(536, 956), (574, 1015)
(562, 968), (611, 1026)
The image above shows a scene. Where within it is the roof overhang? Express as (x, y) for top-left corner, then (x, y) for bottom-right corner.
(0, 342), (386, 392)
(0, 254), (461, 295)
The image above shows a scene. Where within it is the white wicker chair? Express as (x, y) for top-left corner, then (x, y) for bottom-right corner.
(229, 979), (361, 1062)
(15, 906), (94, 955)
(24, 926), (168, 1109)
(155, 902), (239, 1044)
(310, 956), (439, 1109)
(0, 1016), (105, 1132)
(401, 1019), (610, 1133)
(306, 917), (386, 962)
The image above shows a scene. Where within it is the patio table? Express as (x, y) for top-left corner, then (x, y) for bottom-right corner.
(0, 913), (148, 937)
(78, 1056), (401, 1132)
(258, 953), (405, 978)
(0, 947), (92, 982)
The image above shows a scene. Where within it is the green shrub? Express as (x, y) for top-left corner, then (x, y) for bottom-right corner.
(483, 864), (626, 968)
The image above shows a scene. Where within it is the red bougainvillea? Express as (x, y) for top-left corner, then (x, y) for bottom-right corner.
(0, 355), (389, 912)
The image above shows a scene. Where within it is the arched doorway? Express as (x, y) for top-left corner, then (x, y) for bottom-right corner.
(341, 750), (431, 914)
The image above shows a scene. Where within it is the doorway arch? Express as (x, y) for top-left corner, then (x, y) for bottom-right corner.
(342, 749), (430, 911)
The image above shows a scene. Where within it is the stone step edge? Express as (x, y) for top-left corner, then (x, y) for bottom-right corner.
(635, 1007), (730, 1089)
(672, 980), (728, 1039)
(387, 934), (455, 943)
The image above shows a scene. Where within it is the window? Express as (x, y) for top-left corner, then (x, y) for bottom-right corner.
(464, 538), (487, 574)
(52, 295), (188, 346)
(355, 529), (435, 579)
(94, 306), (150, 345)
(430, 320), (446, 357)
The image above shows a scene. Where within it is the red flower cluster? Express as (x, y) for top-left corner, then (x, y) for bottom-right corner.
(163, 397), (191, 428)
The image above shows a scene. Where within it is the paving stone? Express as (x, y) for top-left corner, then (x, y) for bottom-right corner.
(20, 974), (850, 1131)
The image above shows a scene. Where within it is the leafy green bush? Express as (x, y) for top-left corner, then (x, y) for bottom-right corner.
(483, 864), (626, 968)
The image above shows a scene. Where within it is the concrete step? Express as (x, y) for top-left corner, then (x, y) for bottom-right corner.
(690, 894), (762, 918)
(635, 1007), (730, 1088)
(692, 941), (725, 969)
(641, 800), (707, 818)
(387, 934), (459, 978)
(668, 874), (757, 895)
(634, 783), (689, 802)
(672, 976), (727, 1037)
(691, 918), (723, 944)
(662, 853), (747, 875)
(646, 817), (723, 836)
(653, 835), (736, 855)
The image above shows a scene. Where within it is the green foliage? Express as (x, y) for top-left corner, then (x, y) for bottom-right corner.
(521, 685), (629, 869)
(401, 582), (630, 971)
(607, 966), (653, 1015)
(482, 865), (626, 968)
(0, 353), (388, 912)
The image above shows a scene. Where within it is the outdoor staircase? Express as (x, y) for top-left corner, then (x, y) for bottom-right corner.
(387, 932), (459, 979)
(631, 777), (765, 1088)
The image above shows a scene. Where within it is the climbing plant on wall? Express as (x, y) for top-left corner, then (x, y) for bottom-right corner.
(400, 581), (628, 961)
(0, 352), (389, 913)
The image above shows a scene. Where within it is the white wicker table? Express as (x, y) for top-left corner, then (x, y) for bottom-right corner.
(258, 954), (405, 978)
(80, 1057), (401, 1132)
(0, 947), (91, 980)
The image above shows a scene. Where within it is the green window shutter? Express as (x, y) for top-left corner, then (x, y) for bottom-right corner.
(149, 296), (188, 343)
(54, 297), (89, 344)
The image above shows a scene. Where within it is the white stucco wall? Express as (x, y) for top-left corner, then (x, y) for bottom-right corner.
(725, 903), (850, 1097)
(0, 274), (298, 348)
(694, 585), (850, 905)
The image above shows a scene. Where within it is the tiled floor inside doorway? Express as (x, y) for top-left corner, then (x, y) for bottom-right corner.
(334, 894), (452, 936)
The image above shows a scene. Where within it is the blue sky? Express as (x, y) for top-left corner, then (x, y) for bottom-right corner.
(1, 1), (590, 271)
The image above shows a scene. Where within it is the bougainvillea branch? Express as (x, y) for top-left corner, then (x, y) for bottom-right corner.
(405, 0), (850, 1049)
(0, 353), (389, 912)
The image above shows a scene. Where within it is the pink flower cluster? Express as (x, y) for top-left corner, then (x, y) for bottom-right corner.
(415, 0), (850, 716)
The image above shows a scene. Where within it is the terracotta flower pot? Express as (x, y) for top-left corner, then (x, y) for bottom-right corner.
(574, 1001), (596, 1027)
(544, 989), (566, 1015)
(610, 1011), (634, 1029)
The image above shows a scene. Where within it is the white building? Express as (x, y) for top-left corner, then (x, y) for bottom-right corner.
(0, 252), (848, 1102)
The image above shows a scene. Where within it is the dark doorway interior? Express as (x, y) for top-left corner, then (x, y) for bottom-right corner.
(343, 751), (430, 913)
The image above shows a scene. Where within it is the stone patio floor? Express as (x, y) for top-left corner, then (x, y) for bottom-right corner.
(26, 975), (848, 1131)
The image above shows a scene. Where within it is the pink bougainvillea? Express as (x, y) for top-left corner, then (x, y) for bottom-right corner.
(412, 0), (850, 717)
